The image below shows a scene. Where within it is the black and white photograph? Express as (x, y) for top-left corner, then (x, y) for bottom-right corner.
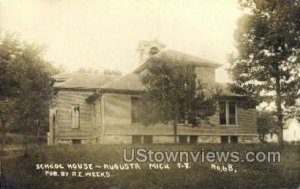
(0, 0), (299, 188)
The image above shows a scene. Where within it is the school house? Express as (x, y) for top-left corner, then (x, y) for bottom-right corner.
(48, 40), (259, 145)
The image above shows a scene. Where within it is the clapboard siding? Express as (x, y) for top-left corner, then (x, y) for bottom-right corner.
(52, 89), (258, 143)
(237, 108), (257, 128)
(195, 67), (215, 83)
(103, 93), (258, 136)
(55, 90), (97, 138)
(102, 93), (132, 126)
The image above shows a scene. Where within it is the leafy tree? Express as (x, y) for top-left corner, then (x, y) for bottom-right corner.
(0, 35), (21, 145)
(0, 34), (57, 151)
(141, 59), (220, 143)
(257, 111), (277, 142)
(229, 0), (300, 145)
(76, 68), (122, 76)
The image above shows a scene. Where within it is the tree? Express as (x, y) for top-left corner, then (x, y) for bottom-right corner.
(102, 69), (122, 76)
(0, 34), (57, 154)
(257, 111), (277, 142)
(141, 59), (220, 143)
(229, 0), (300, 145)
(0, 34), (21, 145)
(76, 68), (122, 76)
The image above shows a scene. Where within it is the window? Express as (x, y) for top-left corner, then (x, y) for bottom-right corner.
(179, 136), (188, 144)
(144, 136), (153, 144)
(228, 102), (236, 125)
(131, 97), (140, 124)
(190, 136), (198, 144)
(219, 101), (237, 125)
(221, 136), (229, 144)
(71, 104), (80, 129)
(132, 136), (142, 144)
(221, 136), (238, 144)
(132, 136), (153, 144)
(230, 136), (238, 143)
(72, 139), (81, 144)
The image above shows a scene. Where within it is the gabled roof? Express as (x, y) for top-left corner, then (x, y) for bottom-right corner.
(53, 73), (119, 90)
(100, 73), (145, 93)
(135, 49), (222, 73)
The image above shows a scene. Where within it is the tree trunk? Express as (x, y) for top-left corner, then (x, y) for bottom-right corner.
(275, 75), (284, 147)
(23, 134), (28, 158)
(0, 119), (6, 147)
(0, 119), (6, 187)
(173, 121), (177, 143)
(36, 120), (40, 147)
(0, 156), (5, 188)
(23, 119), (29, 158)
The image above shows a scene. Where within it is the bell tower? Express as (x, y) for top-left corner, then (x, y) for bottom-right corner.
(137, 40), (166, 64)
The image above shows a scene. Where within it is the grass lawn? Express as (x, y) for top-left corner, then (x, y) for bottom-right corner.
(2, 143), (300, 189)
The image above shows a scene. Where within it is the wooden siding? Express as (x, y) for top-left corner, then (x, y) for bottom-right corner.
(102, 93), (258, 136)
(54, 90), (98, 139)
(102, 93), (132, 126)
(237, 107), (257, 128)
(195, 67), (215, 83)
(52, 90), (258, 143)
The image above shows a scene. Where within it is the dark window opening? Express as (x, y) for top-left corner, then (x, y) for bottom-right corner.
(131, 97), (140, 124)
(179, 136), (188, 144)
(230, 136), (238, 143)
(229, 102), (236, 125)
(132, 136), (142, 144)
(190, 136), (198, 144)
(219, 101), (237, 125)
(219, 101), (226, 125)
(221, 136), (229, 144)
(72, 139), (81, 144)
(149, 47), (159, 56)
(144, 136), (153, 144)
(71, 104), (80, 129)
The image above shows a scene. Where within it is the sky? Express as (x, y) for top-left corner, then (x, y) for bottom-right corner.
(0, 0), (242, 82)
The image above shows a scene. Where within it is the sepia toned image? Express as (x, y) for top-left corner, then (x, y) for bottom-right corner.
(0, 0), (299, 188)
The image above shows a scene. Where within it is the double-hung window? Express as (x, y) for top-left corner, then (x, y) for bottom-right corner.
(219, 101), (237, 125)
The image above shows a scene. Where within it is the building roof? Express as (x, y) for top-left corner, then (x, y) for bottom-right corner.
(135, 49), (222, 73)
(218, 83), (245, 97)
(100, 73), (145, 93)
(98, 74), (244, 98)
(53, 73), (119, 90)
